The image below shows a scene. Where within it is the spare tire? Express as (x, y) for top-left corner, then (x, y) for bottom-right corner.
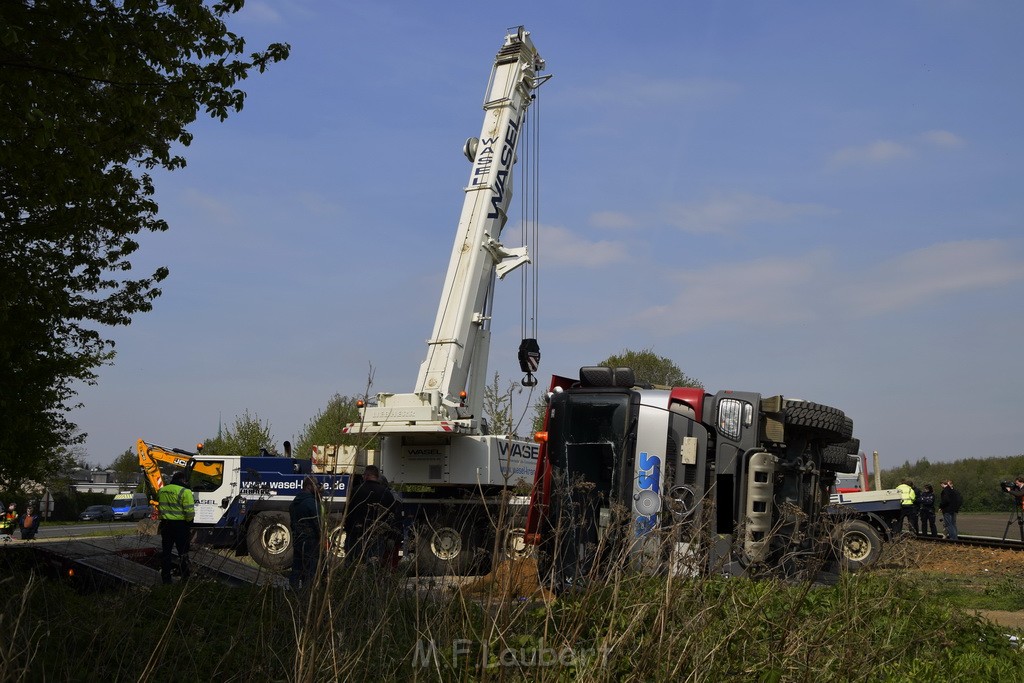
(783, 400), (852, 444)
(823, 438), (861, 472)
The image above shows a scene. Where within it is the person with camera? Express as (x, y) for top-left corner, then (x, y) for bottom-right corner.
(1003, 476), (1024, 508)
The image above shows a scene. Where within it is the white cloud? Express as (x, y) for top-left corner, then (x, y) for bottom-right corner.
(181, 187), (240, 226)
(541, 224), (628, 267)
(295, 191), (344, 219)
(920, 129), (966, 148)
(839, 240), (1024, 316)
(632, 255), (826, 332)
(829, 140), (914, 167)
(239, 2), (283, 23)
(829, 130), (965, 168)
(663, 192), (831, 234)
(590, 211), (638, 230)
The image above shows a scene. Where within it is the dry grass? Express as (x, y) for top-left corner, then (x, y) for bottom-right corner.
(2, 512), (1023, 682)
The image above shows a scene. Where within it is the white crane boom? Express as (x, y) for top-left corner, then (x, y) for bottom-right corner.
(351, 27), (545, 437)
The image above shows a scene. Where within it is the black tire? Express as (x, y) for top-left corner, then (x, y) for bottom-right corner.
(326, 514), (346, 563)
(823, 438), (861, 473)
(504, 528), (531, 561)
(836, 519), (881, 571)
(783, 399), (852, 443)
(413, 512), (483, 576)
(246, 511), (293, 571)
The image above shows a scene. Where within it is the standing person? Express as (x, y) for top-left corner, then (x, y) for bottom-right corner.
(939, 479), (963, 541)
(18, 506), (41, 540)
(918, 484), (938, 537)
(917, 483), (937, 536)
(1003, 476), (1024, 506)
(908, 480), (921, 535)
(289, 476), (323, 590)
(344, 465), (401, 566)
(158, 471), (195, 584)
(893, 478), (917, 535)
(1, 503), (17, 538)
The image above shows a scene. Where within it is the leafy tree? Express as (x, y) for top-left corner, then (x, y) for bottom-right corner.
(202, 410), (275, 456)
(110, 448), (141, 488)
(880, 453), (1024, 512)
(0, 1), (289, 486)
(293, 394), (369, 458)
(483, 372), (523, 437)
(599, 348), (703, 388)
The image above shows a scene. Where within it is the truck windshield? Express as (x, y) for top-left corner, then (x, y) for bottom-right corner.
(548, 392), (631, 496)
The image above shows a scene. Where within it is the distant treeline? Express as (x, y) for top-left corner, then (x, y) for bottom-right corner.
(879, 453), (1024, 512)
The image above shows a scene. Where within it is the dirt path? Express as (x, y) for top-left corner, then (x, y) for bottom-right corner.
(881, 532), (1024, 630)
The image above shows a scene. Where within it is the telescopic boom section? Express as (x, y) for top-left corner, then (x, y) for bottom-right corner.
(351, 27), (545, 436)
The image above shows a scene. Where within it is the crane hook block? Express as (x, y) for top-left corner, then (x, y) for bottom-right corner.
(518, 338), (541, 383)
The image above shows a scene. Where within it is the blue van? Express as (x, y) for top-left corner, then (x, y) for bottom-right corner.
(112, 493), (153, 521)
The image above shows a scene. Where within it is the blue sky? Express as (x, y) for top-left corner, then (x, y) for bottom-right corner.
(77, 1), (1024, 470)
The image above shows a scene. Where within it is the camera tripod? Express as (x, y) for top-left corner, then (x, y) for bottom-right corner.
(1001, 498), (1024, 543)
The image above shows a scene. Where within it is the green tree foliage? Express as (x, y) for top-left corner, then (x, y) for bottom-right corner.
(201, 410), (275, 456)
(0, 1), (289, 486)
(599, 348), (703, 388)
(484, 372), (533, 437)
(293, 394), (368, 458)
(881, 453), (1024, 512)
(109, 448), (141, 488)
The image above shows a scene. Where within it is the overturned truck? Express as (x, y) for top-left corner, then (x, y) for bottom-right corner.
(525, 367), (860, 590)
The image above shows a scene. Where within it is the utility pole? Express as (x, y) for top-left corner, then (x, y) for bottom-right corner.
(873, 451), (882, 490)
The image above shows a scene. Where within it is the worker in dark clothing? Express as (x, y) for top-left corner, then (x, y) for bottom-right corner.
(1004, 476), (1024, 506)
(158, 471), (195, 584)
(344, 465), (401, 566)
(18, 506), (41, 540)
(939, 479), (963, 541)
(918, 484), (938, 537)
(289, 476), (323, 590)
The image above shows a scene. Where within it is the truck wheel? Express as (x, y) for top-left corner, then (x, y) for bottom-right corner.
(837, 519), (881, 571)
(413, 514), (482, 576)
(823, 439), (860, 473)
(246, 511), (293, 571)
(502, 527), (532, 561)
(783, 399), (852, 443)
(324, 514), (346, 562)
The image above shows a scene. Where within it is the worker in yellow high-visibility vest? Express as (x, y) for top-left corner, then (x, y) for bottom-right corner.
(158, 471), (195, 584)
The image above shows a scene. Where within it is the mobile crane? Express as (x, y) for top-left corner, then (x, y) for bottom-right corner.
(343, 27), (548, 575)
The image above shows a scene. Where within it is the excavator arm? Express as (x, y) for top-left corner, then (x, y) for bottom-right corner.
(137, 438), (223, 511)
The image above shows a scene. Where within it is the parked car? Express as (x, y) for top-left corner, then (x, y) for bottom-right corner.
(79, 505), (114, 522)
(111, 493), (153, 521)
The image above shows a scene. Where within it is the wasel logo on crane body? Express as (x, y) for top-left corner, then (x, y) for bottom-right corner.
(469, 114), (522, 220)
(497, 440), (539, 460)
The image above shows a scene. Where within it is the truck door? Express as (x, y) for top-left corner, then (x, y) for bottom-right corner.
(188, 459), (231, 524)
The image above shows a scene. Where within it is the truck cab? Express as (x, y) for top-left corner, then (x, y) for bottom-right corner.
(527, 366), (857, 590)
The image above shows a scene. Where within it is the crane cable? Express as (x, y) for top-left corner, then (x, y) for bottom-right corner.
(517, 85), (542, 389)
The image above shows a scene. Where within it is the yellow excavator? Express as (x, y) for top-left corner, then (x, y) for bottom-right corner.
(137, 438), (224, 517)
